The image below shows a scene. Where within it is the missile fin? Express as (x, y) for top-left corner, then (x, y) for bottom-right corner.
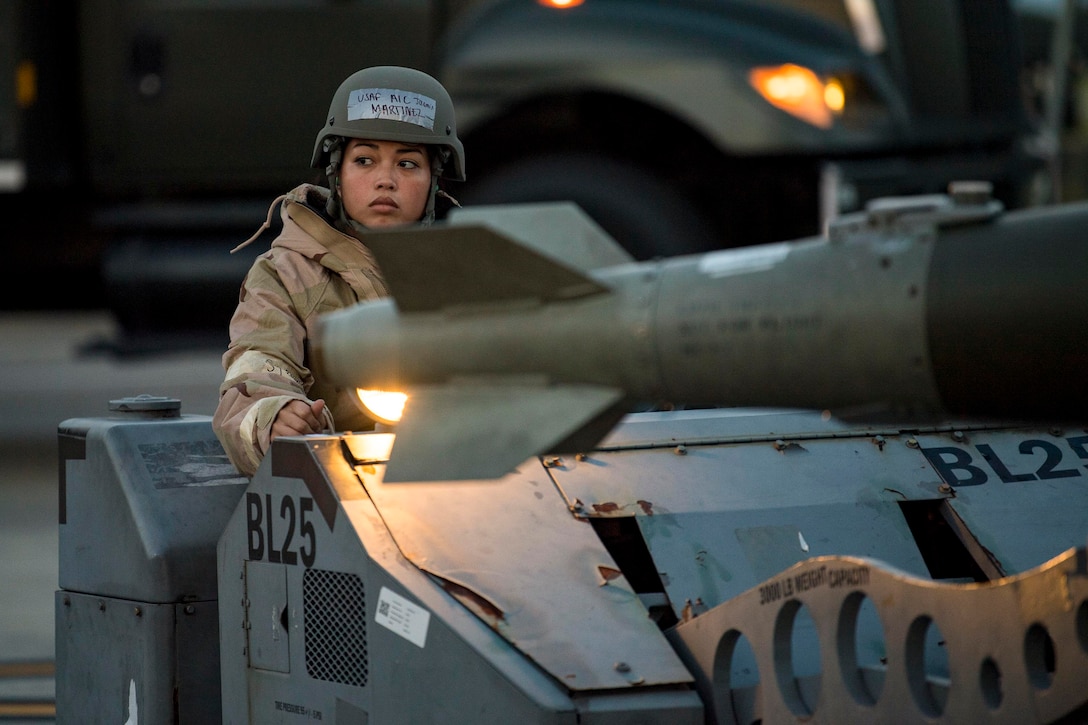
(380, 382), (627, 482)
(362, 224), (611, 313)
(448, 202), (635, 270)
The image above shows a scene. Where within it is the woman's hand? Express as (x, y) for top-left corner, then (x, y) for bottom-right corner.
(271, 399), (327, 440)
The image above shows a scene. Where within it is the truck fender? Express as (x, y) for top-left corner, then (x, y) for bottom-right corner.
(438, 0), (893, 156)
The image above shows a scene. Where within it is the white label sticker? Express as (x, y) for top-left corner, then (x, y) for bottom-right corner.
(699, 242), (791, 278)
(375, 586), (431, 648)
(123, 678), (138, 725)
(346, 88), (436, 130)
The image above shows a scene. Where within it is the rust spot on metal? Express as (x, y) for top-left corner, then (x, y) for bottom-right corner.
(637, 500), (654, 515)
(681, 599), (696, 623)
(593, 502), (620, 514)
(598, 565), (623, 584)
(438, 578), (505, 625)
(774, 440), (807, 453)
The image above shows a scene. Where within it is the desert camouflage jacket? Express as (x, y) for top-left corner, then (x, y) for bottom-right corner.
(212, 184), (388, 476)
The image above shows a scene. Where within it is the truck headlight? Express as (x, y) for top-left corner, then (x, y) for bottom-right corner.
(749, 63), (844, 129)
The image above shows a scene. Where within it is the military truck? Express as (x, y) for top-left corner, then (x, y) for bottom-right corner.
(3, 0), (1045, 340)
(55, 189), (1088, 722)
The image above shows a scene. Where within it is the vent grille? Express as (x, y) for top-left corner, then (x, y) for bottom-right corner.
(303, 568), (368, 687)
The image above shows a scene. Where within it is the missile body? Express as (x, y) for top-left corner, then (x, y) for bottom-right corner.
(313, 196), (1088, 480)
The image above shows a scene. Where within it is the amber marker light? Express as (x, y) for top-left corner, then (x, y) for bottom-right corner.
(749, 63), (837, 129)
(356, 389), (408, 426)
(824, 77), (845, 113)
(537, 0), (585, 8)
(16, 60), (37, 108)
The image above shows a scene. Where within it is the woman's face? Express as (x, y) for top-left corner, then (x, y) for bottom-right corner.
(339, 138), (432, 228)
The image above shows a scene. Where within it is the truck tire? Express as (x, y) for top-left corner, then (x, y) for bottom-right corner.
(459, 153), (721, 260)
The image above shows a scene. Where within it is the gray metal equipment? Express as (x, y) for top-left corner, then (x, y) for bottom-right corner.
(56, 396), (247, 723)
(315, 187), (1088, 481)
(216, 192), (1087, 723)
(54, 191), (1088, 723)
(216, 410), (1088, 723)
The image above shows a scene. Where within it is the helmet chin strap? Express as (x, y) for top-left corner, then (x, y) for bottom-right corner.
(322, 137), (362, 236)
(423, 147), (456, 225)
(323, 136), (451, 235)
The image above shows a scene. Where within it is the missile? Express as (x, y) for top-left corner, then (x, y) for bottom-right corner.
(312, 192), (1088, 481)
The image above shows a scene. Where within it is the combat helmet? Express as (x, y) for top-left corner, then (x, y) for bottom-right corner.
(313, 66), (465, 230)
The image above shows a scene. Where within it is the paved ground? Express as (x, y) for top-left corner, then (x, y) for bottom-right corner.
(0, 311), (225, 722)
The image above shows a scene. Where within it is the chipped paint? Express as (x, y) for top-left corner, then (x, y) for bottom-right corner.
(598, 565), (623, 584)
(437, 576), (505, 627)
(589, 500), (656, 516)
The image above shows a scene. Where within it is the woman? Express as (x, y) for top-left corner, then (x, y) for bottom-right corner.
(213, 66), (465, 476)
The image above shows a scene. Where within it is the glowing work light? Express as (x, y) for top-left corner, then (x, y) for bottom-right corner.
(355, 389), (408, 426)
